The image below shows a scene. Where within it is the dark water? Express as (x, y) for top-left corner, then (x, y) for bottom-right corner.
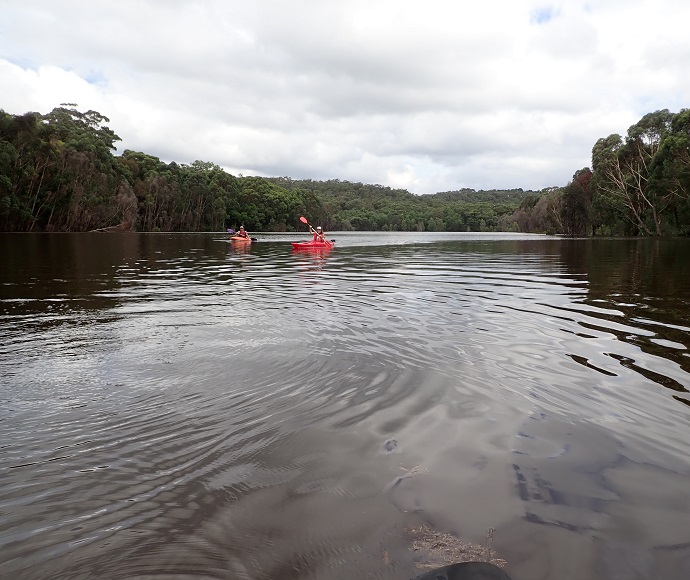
(1, 232), (689, 580)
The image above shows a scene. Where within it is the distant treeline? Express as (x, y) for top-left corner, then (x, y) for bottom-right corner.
(1, 105), (689, 235)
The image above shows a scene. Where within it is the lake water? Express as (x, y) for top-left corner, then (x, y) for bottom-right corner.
(1, 232), (689, 580)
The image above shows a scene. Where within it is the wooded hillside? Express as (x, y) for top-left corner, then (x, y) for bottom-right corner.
(2, 105), (688, 235)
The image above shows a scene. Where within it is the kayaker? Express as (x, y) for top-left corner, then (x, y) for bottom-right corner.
(236, 226), (249, 238)
(310, 225), (325, 242)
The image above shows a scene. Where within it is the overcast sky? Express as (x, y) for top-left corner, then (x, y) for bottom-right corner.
(1, 0), (688, 194)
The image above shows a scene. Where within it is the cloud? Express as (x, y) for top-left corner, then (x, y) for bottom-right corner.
(1, 0), (689, 194)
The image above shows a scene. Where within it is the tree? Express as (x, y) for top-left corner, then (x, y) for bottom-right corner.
(4, 105), (688, 235)
(591, 110), (674, 236)
(560, 168), (592, 236)
(653, 109), (690, 233)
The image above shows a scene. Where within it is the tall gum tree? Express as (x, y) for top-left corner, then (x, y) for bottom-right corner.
(592, 110), (674, 236)
(653, 109), (690, 232)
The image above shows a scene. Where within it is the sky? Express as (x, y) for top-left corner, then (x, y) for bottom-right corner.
(1, 0), (689, 195)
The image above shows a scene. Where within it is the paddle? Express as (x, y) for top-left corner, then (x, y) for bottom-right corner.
(299, 216), (334, 243)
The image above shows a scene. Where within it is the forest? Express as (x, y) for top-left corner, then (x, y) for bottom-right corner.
(1, 105), (689, 235)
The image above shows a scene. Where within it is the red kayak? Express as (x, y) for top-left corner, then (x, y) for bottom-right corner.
(291, 240), (334, 250)
(230, 236), (252, 243)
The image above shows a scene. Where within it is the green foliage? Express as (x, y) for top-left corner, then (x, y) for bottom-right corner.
(560, 168), (592, 237)
(510, 109), (690, 237)
(590, 110), (681, 236)
(1, 106), (689, 235)
(0, 105), (126, 231)
(263, 177), (533, 232)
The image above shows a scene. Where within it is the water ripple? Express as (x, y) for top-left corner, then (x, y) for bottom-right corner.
(1, 233), (689, 579)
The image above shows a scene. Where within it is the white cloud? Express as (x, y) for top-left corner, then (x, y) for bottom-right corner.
(1, 0), (689, 193)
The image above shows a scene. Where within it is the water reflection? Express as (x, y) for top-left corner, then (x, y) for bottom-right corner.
(1, 232), (689, 580)
(228, 240), (253, 254)
(556, 239), (690, 403)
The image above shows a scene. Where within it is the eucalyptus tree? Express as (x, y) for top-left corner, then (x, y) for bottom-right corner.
(560, 168), (592, 237)
(0, 110), (48, 231)
(652, 109), (690, 232)
(591, 110), (674, 236)
(36, 104), (125, 231)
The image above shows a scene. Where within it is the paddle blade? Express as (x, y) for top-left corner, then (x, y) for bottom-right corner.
(299, 216), (308, 224)
(227, 228), (235, 234)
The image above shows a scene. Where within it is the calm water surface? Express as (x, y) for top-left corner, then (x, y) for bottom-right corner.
(1, 232), (689, 580)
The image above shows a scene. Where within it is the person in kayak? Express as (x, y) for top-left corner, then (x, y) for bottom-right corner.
(236, 226), (250, 238)
(310, 225), (326, 242)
